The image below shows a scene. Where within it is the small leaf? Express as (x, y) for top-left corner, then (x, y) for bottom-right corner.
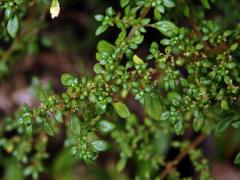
(230, 43), (238, 51)
(117, 158), (127, 172)
(55, 110), (63, 122)
(113, 102), (131, 118)
(174, 120), (184, 135)
(144, 93), (163, 121)
(167, 92), (182, 106)
(96, 120), (115, 133)
(133, 55), (144, 65)
(97, 40), (115, 53)
(120, 0), (129, 7)
(44, 121), (55, 136)
(61, 73), (74, 86)
(0, 61), (9, 74)
(201, 0), (210, 9)
(106, 7), (115, 16)
(95, 25), (108, 36)
(163, 0), (175, 8)
(183, 6), (190, 17)
(94, 15), (104, 21)
(7, 15), (19, 38)
(26, 123), (33, 136)
(70, 114), (81, 135)
(193, 118), (204, 131)
(221, 100), (229, 110)
(196, 43), (204, 50)
(234, 152), (240, 165)
(232, 121), (240, 129)
(89, 92), (98, 103)
(91, 140), (110, 152)
(216, 117), (232, 133)
(154, 8), (162, 20)
(160, 39), (170, 46)
(161, 111), (170, 121)
(94, 63), (103, 74)
(5, 9), (11, 18)
(153, 20), (179, 37)
(39, 90), (48, 103)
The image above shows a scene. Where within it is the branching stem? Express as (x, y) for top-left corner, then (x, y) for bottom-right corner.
(159, 134), (207, 179)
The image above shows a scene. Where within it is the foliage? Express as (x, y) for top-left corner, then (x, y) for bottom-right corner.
(0, 0), (49, 79)
(0, 0), (240, 179)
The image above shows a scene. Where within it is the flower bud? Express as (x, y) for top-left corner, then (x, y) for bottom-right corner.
(50, 0), (60, 19)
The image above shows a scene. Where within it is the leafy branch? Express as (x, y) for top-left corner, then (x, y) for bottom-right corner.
(160, 134), (207, 179)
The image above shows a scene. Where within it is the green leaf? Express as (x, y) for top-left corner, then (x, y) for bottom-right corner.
(26, 123), (33, 136)
(167, 91), (181, 104)
(4, 159), (24, 180)
(52, 149), (78, 180)
(91, 140), (110, 152)
(133, 55), (144, 65)
(95, 25), (108, 36)
(193, 118), (204, 131)
(154, 8), (162, 20)
(93, 63), (103, 74)
(5, 9), (11, 18)
(97, 40), (115, 53)
(163, 0), (175, 8)
(144, 93), (163, 121)
(44, 121), (55, 136)
(160, 39), (170, 46)
(221, 100), (229, 110)
(234, 152), (240, 165)
(154, 20), (179, 37)
(120, 0), (129, 7)
(89, 92), (98, 103)
(230, 43), (238, 51)
(0, 61), (9, 74)
(39, 90), (48, 103)
(7, 15), (19, 38)
(174, 120), (184, 135)
(117, 158), (127, 172)
(96, 120), (115, 133)
(216, 117), (232, 133)
(196, 43), (204, 50)
(70, 114), (81, 135)
(232, 121), (240, 129)
(161, 111), (170, 121)
(183, 6), (190, 17)
(201, 0), (210, 9)
(106, 7), (115, 16)
(94, 15), (104, 22)
(61, 73), (74, 86)
(55, 110), (63, 122)
(113, 102), (131, 118)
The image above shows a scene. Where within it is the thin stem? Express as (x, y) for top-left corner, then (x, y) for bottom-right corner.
(159, 134), (207, 179)
(117, 6), (151, 62)
(127, 7), (151, 39)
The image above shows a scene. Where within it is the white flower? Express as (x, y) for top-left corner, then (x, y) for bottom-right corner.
(50, 0), (60, 19)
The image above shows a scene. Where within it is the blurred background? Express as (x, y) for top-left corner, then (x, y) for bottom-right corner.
(0, 0), (240, 179)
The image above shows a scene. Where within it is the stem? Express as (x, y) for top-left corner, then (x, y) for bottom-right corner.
(159, 134), (207, 179)
(117, 6), (151, 62)
(127, 7), (151, 39)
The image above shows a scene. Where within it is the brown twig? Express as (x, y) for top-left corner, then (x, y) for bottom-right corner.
(159, 134), (207, 179)
(127, 7), (151, 39)
(117, 6), (151, 62)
